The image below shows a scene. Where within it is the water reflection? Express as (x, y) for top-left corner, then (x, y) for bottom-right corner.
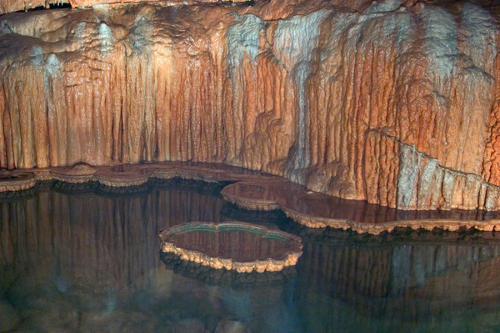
(293, 229), (500, 332)
(1, 181), (226, 293)
(1, 180), (500, 332)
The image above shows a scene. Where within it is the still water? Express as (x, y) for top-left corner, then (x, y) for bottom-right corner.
(2, 179), (500, 332)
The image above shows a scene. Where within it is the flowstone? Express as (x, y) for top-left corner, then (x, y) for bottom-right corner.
(159, 222), (303, 273)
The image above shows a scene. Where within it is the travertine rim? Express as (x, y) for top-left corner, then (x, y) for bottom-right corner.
(2, 162), (500, 235)
(159, 221), (303, 273)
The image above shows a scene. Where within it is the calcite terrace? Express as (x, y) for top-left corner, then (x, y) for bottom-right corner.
(1, 0), (500, 211)
(159, 222), (303, 273)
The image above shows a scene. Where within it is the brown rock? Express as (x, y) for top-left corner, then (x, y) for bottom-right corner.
(1, 0), (500, 211)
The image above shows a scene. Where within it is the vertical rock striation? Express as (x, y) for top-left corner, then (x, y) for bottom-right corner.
(1, 0), (500, 210)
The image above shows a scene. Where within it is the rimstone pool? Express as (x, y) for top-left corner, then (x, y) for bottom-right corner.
(2, 166), (500, 332)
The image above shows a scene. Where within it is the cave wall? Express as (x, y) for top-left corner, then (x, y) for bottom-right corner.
(1, 0), (500, 210)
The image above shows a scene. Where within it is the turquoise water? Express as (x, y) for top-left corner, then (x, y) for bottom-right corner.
(1, 179), (500, 332)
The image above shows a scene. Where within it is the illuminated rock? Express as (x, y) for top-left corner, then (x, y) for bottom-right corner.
(2, 162), (500, 233)
(94, 164), (152, 187)
(221, 176), (500, 234)
(0, 170), (36, 192)
(159, 222), (303, 273)
(221, 182), (281, 211)
(50, 162), (97, 183)
(0, 0), (499, 211)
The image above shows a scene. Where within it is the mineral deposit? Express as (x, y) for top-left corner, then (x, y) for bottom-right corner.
(1, 0), (500, 211)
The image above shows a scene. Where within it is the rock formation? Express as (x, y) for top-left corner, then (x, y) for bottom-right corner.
(160, 222), (303, 273)
(1, 0), (500, 211)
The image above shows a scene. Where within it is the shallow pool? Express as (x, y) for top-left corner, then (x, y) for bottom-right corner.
(1, 179), (500, 332)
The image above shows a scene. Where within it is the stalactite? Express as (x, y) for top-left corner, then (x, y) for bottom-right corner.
(1, 1), (500, 210)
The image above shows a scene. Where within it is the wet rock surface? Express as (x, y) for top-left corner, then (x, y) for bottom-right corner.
(160, 222), (303, 272)
(3, 162), (500, 233)
(1, 1), (500, 210)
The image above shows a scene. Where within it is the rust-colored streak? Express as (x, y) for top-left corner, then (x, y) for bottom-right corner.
(1, 0), (500, 211)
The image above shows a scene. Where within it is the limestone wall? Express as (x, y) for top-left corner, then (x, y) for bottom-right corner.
(1, 0), (500, 210)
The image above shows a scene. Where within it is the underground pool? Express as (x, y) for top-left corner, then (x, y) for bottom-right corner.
(2, 174), (500, 332)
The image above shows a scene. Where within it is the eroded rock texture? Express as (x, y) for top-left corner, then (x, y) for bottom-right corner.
(1, 0), (500, 210)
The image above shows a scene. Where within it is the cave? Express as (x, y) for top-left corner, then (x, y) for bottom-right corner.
(2, 0), (500, 331)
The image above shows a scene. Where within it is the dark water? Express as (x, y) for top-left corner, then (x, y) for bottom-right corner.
(2, 179), (500, 332)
